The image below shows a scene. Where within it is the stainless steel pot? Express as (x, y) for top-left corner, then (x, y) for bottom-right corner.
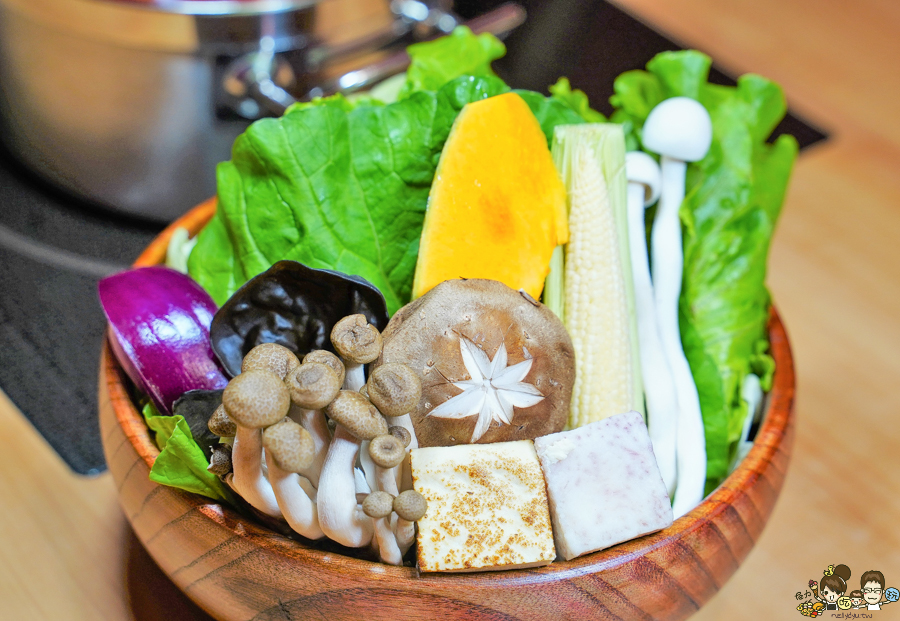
(0, 0), (519, 222)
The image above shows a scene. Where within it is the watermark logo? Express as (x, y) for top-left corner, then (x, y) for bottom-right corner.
(796, 565), (898, 617)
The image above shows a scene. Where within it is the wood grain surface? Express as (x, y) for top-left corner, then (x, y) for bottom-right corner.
(1, 0), (898, 619)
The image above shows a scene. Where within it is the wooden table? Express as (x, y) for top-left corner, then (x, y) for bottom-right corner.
(2, 0), (899, 618)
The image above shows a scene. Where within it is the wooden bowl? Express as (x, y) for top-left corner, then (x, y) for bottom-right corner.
(99, 199), (796, 621)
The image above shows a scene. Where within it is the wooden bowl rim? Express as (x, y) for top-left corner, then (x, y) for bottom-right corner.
(105, 197), (796, 582)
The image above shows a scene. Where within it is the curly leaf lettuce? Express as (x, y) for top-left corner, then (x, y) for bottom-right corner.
(611, 51), (798, 488)
(399, 26), (506, 99)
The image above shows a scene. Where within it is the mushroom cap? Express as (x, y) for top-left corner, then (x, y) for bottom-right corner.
(641, 96), (712, 163)
(208, 404), (237, 437)
(388, 425), (412, 448)
(241, 342), (301, 380)
(286, 362), (341, 410)
(374, 279), (574, 447)
(331, 314), (383, 364)
(362, 491), (394, 519)
(207, 444), (233, 476)
(222, 369), (291, 429)
(366, 363), (422, 417)
(325, 390), (388, 440)
(625, 151), (662, 207)
(368, 434), (406, 468)
(302, 350), (346, 387)
(262, 418), (315, 472)
(393, 490), (427, 521)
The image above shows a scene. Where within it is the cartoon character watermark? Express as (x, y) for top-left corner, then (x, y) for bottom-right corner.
(796, 565), (897, 617)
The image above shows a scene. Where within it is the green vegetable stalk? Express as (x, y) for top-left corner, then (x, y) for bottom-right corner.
(611, 50), (798, 489)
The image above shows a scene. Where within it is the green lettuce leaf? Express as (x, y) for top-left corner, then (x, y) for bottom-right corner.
(188, 75), (509, 312)
(548, 78), (607, 123)
(187, 74), (588, 313)
(142, 403), (235, 504)
(399, 26), (506, 99)
(611, 50), (798, 488)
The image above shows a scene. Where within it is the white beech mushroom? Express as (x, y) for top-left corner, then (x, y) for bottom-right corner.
(362, 491), (402, 566)
(242, 342), (301, 380)
(285, 361), (342, 488)
(222, 369), (291, 518)
(643, 97), (712, 518)
(625, 151), (677, 495)
(262, 418), (324, 540)
(317, 391), (388, 547)
(393, 489), (428, 555)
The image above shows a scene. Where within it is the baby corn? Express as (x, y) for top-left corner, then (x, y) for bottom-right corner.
(551, 125), (643, 428)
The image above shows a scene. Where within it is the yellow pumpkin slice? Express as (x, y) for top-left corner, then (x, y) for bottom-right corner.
(411, 92), (568, 300)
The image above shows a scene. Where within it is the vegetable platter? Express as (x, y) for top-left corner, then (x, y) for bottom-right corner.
(99, 29), (797, 621)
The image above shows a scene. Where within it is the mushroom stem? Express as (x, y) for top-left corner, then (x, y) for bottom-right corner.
(317, 425), (375, 548)
(375, 464), (399, 497)
(288, 404), (331, 488)
(265, 451), (324, 540)
(652, 155), (707, 518)
(393, 490), (427, 556)
(343, 363), (365, 392)
(231, 426), (282, 518)
(387, 415), (417, 491)
(373, 516), (403, 565)
(626, 154), (677, 496)
(395, 518), (416, 555)
(359, 441), (378, 493)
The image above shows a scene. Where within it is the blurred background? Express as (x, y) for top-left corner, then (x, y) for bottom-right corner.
(0, 0), (896, 619)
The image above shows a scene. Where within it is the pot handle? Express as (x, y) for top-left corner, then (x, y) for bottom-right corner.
(236, 2), (526, 118)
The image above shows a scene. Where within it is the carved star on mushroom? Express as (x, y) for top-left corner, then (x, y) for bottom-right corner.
(427, 336), (545, 442)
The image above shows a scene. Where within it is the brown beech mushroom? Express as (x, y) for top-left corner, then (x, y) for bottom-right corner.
(222, 369), (291, 518)
(393, 489), (428, 554)
(366, 363), (422, 449)
(207, 443), (233, 477)
(375, 279), (575, 446)
(317, 391), (388, 548)
(368, 434), (405, 496)
(242, 342), (301, 380)
(303, 350), (346, 389)
(262, 419), (324, 540)
(208, 404), (236, 438)
(362, 491), (402, 566)
(331, 314), (383, 391)
(285, 361), (342, 487)
(389, 425), (412, 448)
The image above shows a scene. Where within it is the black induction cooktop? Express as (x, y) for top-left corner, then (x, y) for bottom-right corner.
(0, 0), (826, 475)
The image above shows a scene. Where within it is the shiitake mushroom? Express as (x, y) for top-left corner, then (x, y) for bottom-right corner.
(375, 279), (575, 447)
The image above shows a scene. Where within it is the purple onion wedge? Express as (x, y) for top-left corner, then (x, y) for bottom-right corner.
(99, 266), (227, 415)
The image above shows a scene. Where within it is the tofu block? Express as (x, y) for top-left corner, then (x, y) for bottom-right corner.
(410, 440), (556, 572)
(534, 411), (673, 560)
